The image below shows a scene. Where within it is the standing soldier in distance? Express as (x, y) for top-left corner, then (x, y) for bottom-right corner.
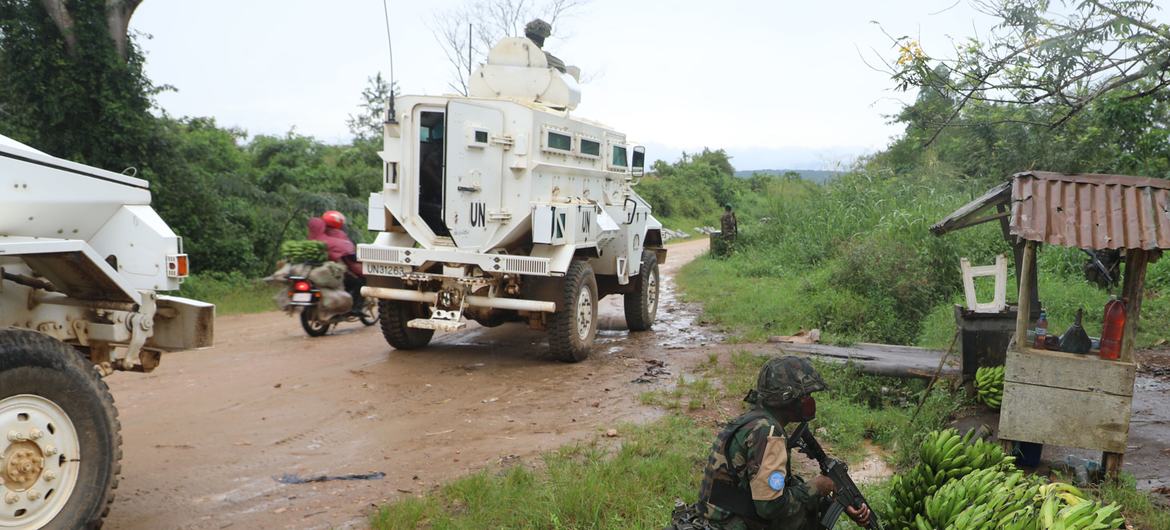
(719, 204), (738, 255)
(666, 356), (872, 529)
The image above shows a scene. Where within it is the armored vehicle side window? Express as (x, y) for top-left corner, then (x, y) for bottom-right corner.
(612, 145), (628, 168)
(418, 111), (450, 237)
(580, 138), (601, 157)
(547, 131), (572, 151)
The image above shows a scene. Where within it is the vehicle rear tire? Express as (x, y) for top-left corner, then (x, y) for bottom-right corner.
(0, 330), (120, 530)
(378, 300), (434, 350)
(359, 297), (380, 326)
(624, 250), (660, 331)
(299, 307), (331, 337)
(548, 260), (598, 363)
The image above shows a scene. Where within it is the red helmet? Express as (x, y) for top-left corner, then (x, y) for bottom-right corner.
(322, 210), (346, 229)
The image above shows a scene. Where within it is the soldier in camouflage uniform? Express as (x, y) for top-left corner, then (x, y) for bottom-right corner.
(667, 356), (871, 529)
(720, 205), (737, 242)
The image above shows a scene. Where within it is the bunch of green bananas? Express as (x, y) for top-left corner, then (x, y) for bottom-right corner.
(280, 240), (328, 264)
(916, 467), (1040, 529)
(975, 365), (1005, 409)
(915, 471), (1124, 530)
(887, 429), (1013, 529)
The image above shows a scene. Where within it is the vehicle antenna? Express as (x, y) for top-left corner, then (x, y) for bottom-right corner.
(381, 0), (397, 125)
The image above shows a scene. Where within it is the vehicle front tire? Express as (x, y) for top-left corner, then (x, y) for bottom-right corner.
(0, 330), (120, 530)
(378, 300), (434, 350)
(624, 249), (661, 331)
(299, 307), (332, 337)
(548, 260), (598, 363)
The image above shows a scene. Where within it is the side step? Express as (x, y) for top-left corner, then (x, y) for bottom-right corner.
(407, 318), (466, 332)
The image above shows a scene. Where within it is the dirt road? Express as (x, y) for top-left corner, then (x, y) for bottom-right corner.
(103, 238), (713, 530)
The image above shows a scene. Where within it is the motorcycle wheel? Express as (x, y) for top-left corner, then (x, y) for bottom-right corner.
(359, 297), (379, 326)
(299, 307), (331, 337)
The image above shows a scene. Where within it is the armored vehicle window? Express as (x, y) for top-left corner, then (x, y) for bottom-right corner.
(474, 130), (489, 143)
(580, 138), (601, 157)
(612, 145), (628, 167)
(418, 110), (450, 237)
(548, 131), (572, 151)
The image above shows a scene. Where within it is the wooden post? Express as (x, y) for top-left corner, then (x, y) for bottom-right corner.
(1015, 241), (1036, 348)
(1119, 249), (1149, 364)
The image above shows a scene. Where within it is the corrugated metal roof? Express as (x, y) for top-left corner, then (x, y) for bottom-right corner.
(1010, 171), (1170, 250)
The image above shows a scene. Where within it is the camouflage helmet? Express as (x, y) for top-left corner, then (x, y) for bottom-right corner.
(524, 18), (552, 42)
(747, 356), (827, 407)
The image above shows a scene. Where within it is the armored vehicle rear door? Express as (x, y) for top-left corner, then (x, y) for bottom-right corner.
(444, 101), (504, 250)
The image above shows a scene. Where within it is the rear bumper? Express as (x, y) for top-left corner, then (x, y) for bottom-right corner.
(361, 286), (557, 313)
(357, 244), (553, 277)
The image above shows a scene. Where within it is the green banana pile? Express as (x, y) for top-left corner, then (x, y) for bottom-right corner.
(916, 469), (1124, 529)
(281, 240), (328, 264)
(887, 429), (1012, 529)
(975, 365), (1005, 410)
(890, 429), (1126, 530)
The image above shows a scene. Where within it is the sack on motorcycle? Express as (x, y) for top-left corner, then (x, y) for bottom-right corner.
(319, 288), (353, 315)
(309, 262), (346, 289)
(273, 289), (292, 312)
(265, 261), (314, 284)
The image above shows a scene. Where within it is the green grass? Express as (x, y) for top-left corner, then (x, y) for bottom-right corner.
(1088, 474), (1170, 530)
(371, 415), (711, 529)
(176, 271), (279, 315)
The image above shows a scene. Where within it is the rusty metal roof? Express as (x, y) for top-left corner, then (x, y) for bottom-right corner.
(933, 171), (1170, 250)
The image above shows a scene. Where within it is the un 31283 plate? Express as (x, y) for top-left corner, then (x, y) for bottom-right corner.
(364, 262), (410, 277)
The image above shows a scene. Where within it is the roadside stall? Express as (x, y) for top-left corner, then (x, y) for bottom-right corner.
(932, 171), (1168, 476)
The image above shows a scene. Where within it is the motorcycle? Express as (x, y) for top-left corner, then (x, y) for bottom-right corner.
(286, 275), (379, 336)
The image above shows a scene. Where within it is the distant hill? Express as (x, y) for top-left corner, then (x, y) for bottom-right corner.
(734, 169), (841, 183)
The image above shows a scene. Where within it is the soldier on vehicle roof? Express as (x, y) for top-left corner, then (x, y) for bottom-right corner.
(667, 356), (871, 530)
(524, 18), (567, 73)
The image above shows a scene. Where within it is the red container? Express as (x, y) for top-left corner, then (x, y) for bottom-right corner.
(1099, 298), (1126, 360)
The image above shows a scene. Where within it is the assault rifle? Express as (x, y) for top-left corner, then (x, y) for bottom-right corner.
(788, 422), (883, 530)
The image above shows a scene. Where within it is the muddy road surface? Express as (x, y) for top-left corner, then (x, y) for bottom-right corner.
(103, 238), (713, 530)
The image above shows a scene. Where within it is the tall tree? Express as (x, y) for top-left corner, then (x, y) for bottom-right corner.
(346, 72), (398, 142)
(0, 0), (158, 169)
(431, 0), (588, 95)
(887, 0), (1170, 145)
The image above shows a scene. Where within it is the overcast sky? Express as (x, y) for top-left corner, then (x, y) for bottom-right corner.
(131, 0), (1010, 170)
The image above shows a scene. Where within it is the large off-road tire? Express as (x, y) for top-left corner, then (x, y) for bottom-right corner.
(0, 330), (120, 530)
(548, 260), (598, 363)
(299, 307), (331, 337)
(624, 250), (660, 331)
(359, 297), (380, 326)
(378, 300), (433, 350)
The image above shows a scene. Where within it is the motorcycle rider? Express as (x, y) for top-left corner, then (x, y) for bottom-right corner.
(308, 211), (365, 314)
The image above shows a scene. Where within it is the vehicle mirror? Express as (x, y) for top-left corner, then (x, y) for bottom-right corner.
(631, 146), (646, 178)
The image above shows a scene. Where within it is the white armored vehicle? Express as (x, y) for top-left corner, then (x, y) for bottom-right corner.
(359, 34), (663, 361)
(0, 135), (213, 529)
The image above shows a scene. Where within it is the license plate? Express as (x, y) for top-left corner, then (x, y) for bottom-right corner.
(291, 292), (312, 303)
(364, 262), (408, 276)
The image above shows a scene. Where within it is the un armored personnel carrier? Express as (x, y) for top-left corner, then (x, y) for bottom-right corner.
(0, 135), (213, 529)
(359, 33), (663, 361)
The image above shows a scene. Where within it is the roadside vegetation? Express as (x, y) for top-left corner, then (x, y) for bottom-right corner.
(373, 355), (959, 529)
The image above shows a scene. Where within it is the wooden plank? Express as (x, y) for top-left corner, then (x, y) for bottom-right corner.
(1120, 249), (1148, 363)
(998, 382), (1132, 453)
(1005, 349), (1136, 397)
(1015, 241), (1036, 347)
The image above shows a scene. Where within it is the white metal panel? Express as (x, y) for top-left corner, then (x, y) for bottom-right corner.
(88, 205), (182, 292)
(0, 152), (152, 241)
(445, 101), (506, 250)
